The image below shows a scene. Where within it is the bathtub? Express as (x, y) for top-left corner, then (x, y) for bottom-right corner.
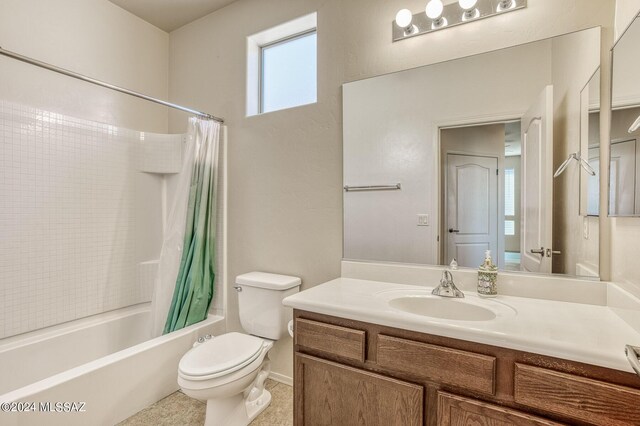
(0, 303), (224, 426)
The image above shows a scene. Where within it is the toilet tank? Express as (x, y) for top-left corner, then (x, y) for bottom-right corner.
(235, 272), (301, 340)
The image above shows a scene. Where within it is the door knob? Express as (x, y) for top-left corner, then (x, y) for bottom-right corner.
(449, 228), (460, 233)
(530, 247), (545, 255)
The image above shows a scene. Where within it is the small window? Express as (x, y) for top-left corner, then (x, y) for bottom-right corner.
(505, 220), (515, 236)
(504, 168), (515, 216)
(247, 13), (317, 117)
(260, 31), (317, 114)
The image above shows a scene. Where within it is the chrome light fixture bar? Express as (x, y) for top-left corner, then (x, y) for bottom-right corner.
(393, 0), (527, 42)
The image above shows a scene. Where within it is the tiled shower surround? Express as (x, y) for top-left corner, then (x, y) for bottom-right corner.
(0, 101), (183, 338)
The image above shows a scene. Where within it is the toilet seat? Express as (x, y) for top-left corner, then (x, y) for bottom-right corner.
(179, 332), (265, 381)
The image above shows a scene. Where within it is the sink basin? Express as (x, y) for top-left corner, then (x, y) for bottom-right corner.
(375, 288), (517, 322)
(389, 296), (497, 321)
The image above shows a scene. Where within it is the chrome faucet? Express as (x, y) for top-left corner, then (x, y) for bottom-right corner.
(432, 270), (465, 298)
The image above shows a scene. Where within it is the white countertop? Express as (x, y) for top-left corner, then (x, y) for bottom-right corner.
(283, 277), (640, 373)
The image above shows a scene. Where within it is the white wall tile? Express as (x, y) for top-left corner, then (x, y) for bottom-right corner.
(0, 101), (162, 338)
(136, 133), (184, 174)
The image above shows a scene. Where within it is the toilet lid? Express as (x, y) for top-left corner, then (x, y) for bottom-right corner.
(179, 332), (264, 378)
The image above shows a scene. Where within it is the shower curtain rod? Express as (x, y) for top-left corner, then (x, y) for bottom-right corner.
(0, 46), (224, 123)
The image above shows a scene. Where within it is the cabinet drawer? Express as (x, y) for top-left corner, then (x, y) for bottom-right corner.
(295, 318), (366, 362)
(438, 392), (563, 426)
(377, 334), (496, 395)
(514, 363), (640, 425)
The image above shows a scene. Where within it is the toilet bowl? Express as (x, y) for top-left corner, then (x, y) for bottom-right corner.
(178, 272), (301, 426)
(178, 332), (274, 426)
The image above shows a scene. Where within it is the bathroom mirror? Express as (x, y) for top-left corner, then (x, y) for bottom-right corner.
(343, 27), (601, 277)
(576, 68), (601, 278)
(610, 16), (640, 217)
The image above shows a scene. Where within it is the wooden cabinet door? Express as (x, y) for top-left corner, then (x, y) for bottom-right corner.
(295, 353), (423, 426)
(438, 392), (563, 426)
(514, 363), (640, 426)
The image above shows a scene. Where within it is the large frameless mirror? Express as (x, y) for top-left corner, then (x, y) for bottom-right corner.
(610, 16), (640, 217)
(343, 27), (601, 278)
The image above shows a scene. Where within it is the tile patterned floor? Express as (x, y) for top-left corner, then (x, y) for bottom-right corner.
(119, 379), (292, 426)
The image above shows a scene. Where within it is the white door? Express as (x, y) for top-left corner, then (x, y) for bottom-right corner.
(445, 154), (498, 268)
(521, 86), (554, 273)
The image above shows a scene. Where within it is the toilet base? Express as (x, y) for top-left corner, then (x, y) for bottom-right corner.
(245, 362), (271, 421)
(201, 361), (273, 426)
(246, 388), (272, 422)
(203, 388), (271, 426)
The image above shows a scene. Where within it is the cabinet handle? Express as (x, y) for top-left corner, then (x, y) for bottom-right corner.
(449, 228), (460, 233)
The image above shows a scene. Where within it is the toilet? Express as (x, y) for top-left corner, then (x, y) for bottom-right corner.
(178, 272), (301, 426)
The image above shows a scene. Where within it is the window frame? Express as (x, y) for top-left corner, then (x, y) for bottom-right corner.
(246, 13), (317, 117)
(258, 28), (317, 115)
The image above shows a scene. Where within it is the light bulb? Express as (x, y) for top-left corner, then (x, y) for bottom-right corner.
(425, 0), (444, 19)
(458, 0), (478, 10)
(395, 9), (413, 28)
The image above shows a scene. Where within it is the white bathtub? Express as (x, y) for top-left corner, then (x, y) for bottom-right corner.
(0, 303), (224, 426)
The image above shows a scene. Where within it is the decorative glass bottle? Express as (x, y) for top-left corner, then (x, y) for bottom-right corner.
(477, 250), (498, 297)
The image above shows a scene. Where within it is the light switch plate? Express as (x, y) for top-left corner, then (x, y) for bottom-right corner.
(417, 214), (429, 226)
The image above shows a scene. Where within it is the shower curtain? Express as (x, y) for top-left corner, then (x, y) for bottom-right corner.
(150, 117), (220, 337)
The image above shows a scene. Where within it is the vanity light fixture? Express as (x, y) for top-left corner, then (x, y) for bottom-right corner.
(393, 0), (527, 42)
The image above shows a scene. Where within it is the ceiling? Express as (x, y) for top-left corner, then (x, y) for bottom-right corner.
(109, 0), (238, 32)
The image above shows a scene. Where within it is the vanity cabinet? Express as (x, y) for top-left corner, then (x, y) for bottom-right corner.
(293, 311), (640, 426)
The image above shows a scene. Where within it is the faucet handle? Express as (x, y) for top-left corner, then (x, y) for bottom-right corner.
(433, 269), (464, 298)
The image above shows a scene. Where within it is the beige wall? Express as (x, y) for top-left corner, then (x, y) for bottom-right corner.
(168, 0), (615, 380)
(616, 0), (640, 40)
(0, 0), (169, 132)
(613, 16), (640, 107)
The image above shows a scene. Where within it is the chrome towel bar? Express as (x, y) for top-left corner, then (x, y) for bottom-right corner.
(344, 183), (402, 192)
